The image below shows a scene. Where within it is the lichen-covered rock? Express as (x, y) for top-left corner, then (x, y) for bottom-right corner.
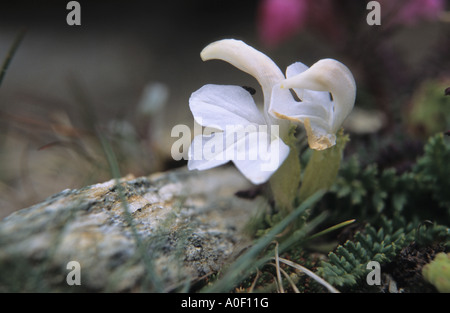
(0, 166), (257, 292)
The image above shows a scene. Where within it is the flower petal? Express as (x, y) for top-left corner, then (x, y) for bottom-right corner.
(187, 133), (230, 171)
(233, 131), (290, 184)
(281, 58), (356, 133)
(270, 87), (334, 150)
(286, 61), (308, 78)
(200, 39), (284, 102)
(270, 59), (355, 150)
(189, 84), (266, 130)
(286, 61), (333, 106)
(272, 62), (333, 126)
(269, 81), (331, 129)
(188, 128), (289, 184)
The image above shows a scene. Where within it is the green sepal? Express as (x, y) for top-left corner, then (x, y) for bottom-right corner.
(269, 126), (301, 214)
(298, 129), (349, 202)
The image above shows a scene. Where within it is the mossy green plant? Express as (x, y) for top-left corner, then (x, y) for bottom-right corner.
(315, 133), (450, 290)
(316, 217), (449, 289)
(422, 252), (450, 293)
(326, 133), (450, 223)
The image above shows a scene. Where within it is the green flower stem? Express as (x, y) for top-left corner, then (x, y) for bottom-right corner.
(298, 129), (349, 203)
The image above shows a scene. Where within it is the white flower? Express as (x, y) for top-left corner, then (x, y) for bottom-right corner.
(269, 59), (356, 150)
(187, 39), (290, 184)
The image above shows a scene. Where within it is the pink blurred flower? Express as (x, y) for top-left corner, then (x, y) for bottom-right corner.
(380, 0), (445, 25)
(256, 0), (446, 48)
(257, 0), (345, 48)
(257, 0), (308, 47)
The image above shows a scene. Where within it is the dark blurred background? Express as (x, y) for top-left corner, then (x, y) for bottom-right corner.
(1, 0), (449, 218)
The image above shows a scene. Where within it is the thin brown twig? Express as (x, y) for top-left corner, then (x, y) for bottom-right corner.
(267, 263), (300, 293)
(248, 269), (260, 293)
(273, 241), (284, 293)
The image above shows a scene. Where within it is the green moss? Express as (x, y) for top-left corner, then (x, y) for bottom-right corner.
(422, 252), (450, 293)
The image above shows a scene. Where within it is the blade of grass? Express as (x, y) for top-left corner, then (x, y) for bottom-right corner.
(276, 257), (340, 293)
(69, 78), (164, 292)
(267, 263), (300, 293)
(203, 190), (325, 293)
(0, 29), (26, 88)
(97, 129), (163, 292)
(66, 76), (98, 133)
(307, 219), (356, 241)
(277, 211), (329, 254)
(273, 241), (284, 293)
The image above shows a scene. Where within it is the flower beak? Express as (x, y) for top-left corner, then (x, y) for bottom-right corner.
(276, 58), (356, 150)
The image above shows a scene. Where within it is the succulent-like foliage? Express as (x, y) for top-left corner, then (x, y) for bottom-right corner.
(316, 134), (450, 289)
(317, 218), (449, 288)
(326, 133), (450, 222)
(414, 134), (450, 210)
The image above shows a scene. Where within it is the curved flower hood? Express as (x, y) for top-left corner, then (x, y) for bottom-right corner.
(270, 59), (356, 150)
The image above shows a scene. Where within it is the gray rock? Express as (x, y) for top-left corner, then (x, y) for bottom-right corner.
(0, 166), (259, 292)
